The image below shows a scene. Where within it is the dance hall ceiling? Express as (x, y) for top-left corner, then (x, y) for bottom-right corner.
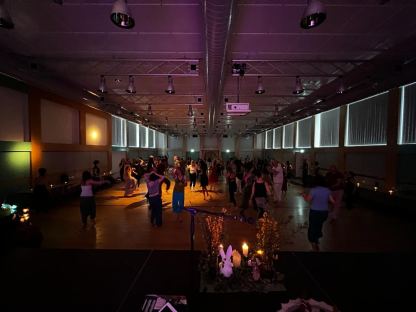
(1, 0), (416, 136)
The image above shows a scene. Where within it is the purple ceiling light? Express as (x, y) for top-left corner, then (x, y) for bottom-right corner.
(0, 1), (14, 29)
(255, 76), (265, 94)
(165, 75), (175, 94)
(98, 75), (107, 93)
(300, 0), (326, 29)
(293, 76), (304, 94)
(126, 75), (136, 93)
(110, 0), (135, 29)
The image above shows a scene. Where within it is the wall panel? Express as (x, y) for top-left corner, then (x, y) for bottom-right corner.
(0, 86), (28, 142)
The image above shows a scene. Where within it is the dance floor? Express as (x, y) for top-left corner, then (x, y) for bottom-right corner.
(29, 179), (416, 252)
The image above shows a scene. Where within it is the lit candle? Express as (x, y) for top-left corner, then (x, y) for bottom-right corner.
(356, 182), (360, 188)
(242, 242), (249, 257)
(50, 184), (53, 188)
(23, 208), (29, 213)
(256, 249), (264, 256)
(374, 186), (378, 191)
(388, 189), (393, 195)
(232, 249), (241, 268)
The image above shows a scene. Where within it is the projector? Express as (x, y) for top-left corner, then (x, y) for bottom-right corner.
(226, 103), (251, 116)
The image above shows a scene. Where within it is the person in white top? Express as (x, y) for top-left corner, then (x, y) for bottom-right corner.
(80, 170), (109, 229)
(272, 160), (284, 202)
(187, 160), (198, 191)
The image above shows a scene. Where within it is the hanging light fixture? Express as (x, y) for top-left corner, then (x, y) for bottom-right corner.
(187, 105), (193, 117)
(165, 75), (175, 94)
(110, 0), (135, 29)
(0, 1), (14, 29)
(126, 75), (136, 93)
(300, 0), (327, 29)
(147, 104), (153, 115)
(98, 75), (107, 93)
(255, 76), (265, 94)
(293, 76), (304, 94)
(336, 76), (346, 94)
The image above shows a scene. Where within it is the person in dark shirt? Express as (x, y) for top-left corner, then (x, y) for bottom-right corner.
(250, 170), (271, 219)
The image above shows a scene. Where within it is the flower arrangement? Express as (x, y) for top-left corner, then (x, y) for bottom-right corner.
(201, 214), (224, 257)
(255, 212), (280, 270)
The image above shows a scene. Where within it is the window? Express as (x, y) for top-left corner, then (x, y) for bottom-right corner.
(296, 117), (312, 148)
(127, 121), (140, 147)
(112, 115), (126, 147)
(314, 108), (340, 147)
(345, 92), (388, 146)
(140, 125), (148, 148)
(273, 127), (282, 149)
(265, 130), (273, 149)
(399, 82), (416, 144)
(283, 123), (294, 149)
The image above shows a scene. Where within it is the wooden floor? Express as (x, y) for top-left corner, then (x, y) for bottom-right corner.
(31, 178), (416, 252)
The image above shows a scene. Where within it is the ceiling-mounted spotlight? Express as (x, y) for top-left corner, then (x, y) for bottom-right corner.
(336, 76), (346, 94)
(147, 104), (153, 115)
(0, 1), (14, 29)
(110, 0), (135, 29)
(255, 76), (265, 94)
(293, 76), (304, 95)
(300, 0), (326, 29)
(126, 75), (136, 93)
(165, 75), (175, 94)
(187, 105), (193, 117)
(98, 75), (107, 93)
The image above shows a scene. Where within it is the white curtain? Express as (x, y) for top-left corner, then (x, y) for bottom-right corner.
(112, 115), (126, 147)
(296, 117), (312, 148)
(127, 121), (139, 147)
(399, 82), (416, 144)
(273, 127), (282, 149)
(315, 108), (340, 147)
(265, 130), (273, 149)
(256, 133), (264, 149)
(140, 125), (148, 148)
(346, 92), (388, 146)
(148, 129), (155, 148)
(283, 123), (294, 148)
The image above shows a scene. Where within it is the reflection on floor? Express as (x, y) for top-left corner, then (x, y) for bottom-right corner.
(31, 178), (416, 252)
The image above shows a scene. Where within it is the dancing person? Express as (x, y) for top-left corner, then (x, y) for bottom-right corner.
(144, 172), (165, 227)
(92, 160), (100, 180)
(172, 165), (186, 222)
(250, 170), (271, 219)
(32, 168), (50, 212)
(302, 175), (335, 251)
(80, 171), (109, 230)
(272, 160), (284, 202)
(199, 159), (209, 200)
(124, 165), (137, 197)
(187, 160), (197, 191)
(208, 160), (218, 192)
(226, 166), (237, 207)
